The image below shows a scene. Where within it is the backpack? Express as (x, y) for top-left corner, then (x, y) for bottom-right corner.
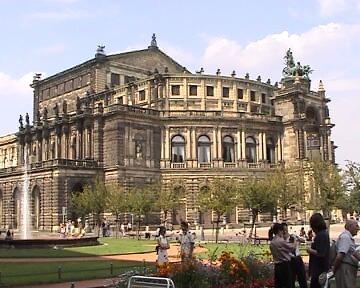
(329, 239), (337, 267)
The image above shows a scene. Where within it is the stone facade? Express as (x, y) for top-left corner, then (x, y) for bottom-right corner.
(0, 37), (335, 230)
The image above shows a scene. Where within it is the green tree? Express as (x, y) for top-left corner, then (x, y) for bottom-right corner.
(197, 178), (238, 243)
(344, 161), (360, 215)
(306, 160), (345, 225)
(155, 181), (185, 227)
(238, 176), (277, 237)
(268, 166), (304, 220)
(69, 179), (109, 236)
(127, 183), (157, 239)
(106, 183), (127, 237)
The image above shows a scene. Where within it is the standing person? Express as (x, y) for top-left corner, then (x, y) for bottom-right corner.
(120, 223), (125, 236)
(270, 223), (296, 288)
(156, 226), (170, 267)
(127, 222), (132, 232)
(179, 221), (195, 263)
(299, 227), (306, 238)
(333, 219), (360, 288)
(306, 213), (330, 288)
(283, 223), (308, 288)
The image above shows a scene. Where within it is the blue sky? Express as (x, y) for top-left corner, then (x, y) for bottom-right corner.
(0, 0), (359, 166)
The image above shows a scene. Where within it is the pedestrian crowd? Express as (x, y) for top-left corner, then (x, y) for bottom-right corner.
(269, 212), (360, 288)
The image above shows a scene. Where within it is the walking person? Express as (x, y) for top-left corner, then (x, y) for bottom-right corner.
(333, 219), (360, 288)
(270, 223), (296, 288)
(306, 213), (330, 288)
(283, 222), (307, 288)
(156, 226), (170, 267)
(179, 221), (195, 263)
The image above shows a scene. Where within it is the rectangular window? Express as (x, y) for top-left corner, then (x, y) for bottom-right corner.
(206, 86), (214, 96)
(171, 85), (180, 96)
(57, 83), (64, 95)
(117, 97), (123, 104)
(250, 105), (258, 113)
(271, 99), (275, 106)
(111, 73), (120, 86)
(222, 87), (229, 98)
(250, 91), (256, 102)
(82, 73), (91, 86)
(65, 80), (73, 92)
(261, 93), (266, 104)
(237, 89), (244, 100)
(50, 86), (57, 97)
(139, 90), (146, 101)
(189, 85), (197, 96)
(74, 77), (82, 89)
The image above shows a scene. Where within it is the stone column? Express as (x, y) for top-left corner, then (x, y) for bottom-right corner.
(236, 130), (241, 161)
(191, 128), (196, 167)
(212, 128), (217, 160)
(277, 135), (282, 162)
(217, 127), (222, 162)
(297, 129), (305, 159)
(241, 130), (246, 161)
(165, 127), (170, 160)
(258, 132), (263, 162)
(186, 128), (191, 160)
(262, 132), (267, 162)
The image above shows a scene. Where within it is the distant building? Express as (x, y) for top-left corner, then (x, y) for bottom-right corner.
(0, 36), (335, 230)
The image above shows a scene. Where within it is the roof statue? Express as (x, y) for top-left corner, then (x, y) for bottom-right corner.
(33, 73), (42, 82)
(53, 103), (59, 119)
(19, 114), (23, 129)
(25, 113), (30, 126)
(96, 45), (105, 56)
(150, 33), (158, 48)
(282, 48), (313, 79)
(43, 107), (48, 121)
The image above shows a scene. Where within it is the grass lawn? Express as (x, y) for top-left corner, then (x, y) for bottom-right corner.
(0, 260), (156, 286)
(197, 243), (271, 260)
(0, 237), (156, 258)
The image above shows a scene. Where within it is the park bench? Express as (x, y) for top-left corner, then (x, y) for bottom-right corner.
(250, 236), (269, 245)
(127, 276), (175, 288)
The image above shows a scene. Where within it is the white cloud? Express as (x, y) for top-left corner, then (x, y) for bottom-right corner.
(0, 72), (37, 135)
(200, 23), (360, 166)
(317, 0), (360, 16)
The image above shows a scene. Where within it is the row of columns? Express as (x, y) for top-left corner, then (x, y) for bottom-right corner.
(161, 126), (283, 163)
(21, 128), (93, 164)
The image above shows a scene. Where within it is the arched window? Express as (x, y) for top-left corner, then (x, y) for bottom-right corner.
(222, 136), (234, 162)
(245, 137), (256, 163)
(32, 186), (41, 229)
(71, 137), (76, 159)
(197, 135), (211, 163)
(266, 138), (275, 164)
(13, 187), (21, 229)
(171, 135), (185, 163)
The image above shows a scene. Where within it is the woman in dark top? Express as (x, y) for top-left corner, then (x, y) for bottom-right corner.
(306, 213), (330, 288)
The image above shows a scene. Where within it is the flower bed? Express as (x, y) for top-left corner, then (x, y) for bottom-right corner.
(156, 251), (274, 288)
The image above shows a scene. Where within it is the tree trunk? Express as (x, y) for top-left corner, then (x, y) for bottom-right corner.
(249, 211), (258, 238)
(215, 214), (221, 243)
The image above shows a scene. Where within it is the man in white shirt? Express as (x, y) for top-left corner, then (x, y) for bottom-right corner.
(179, 221), (195, 263)
(333, 219), (360, 288)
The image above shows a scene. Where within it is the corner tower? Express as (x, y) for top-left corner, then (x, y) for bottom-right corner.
(274, 49), (335, 164)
